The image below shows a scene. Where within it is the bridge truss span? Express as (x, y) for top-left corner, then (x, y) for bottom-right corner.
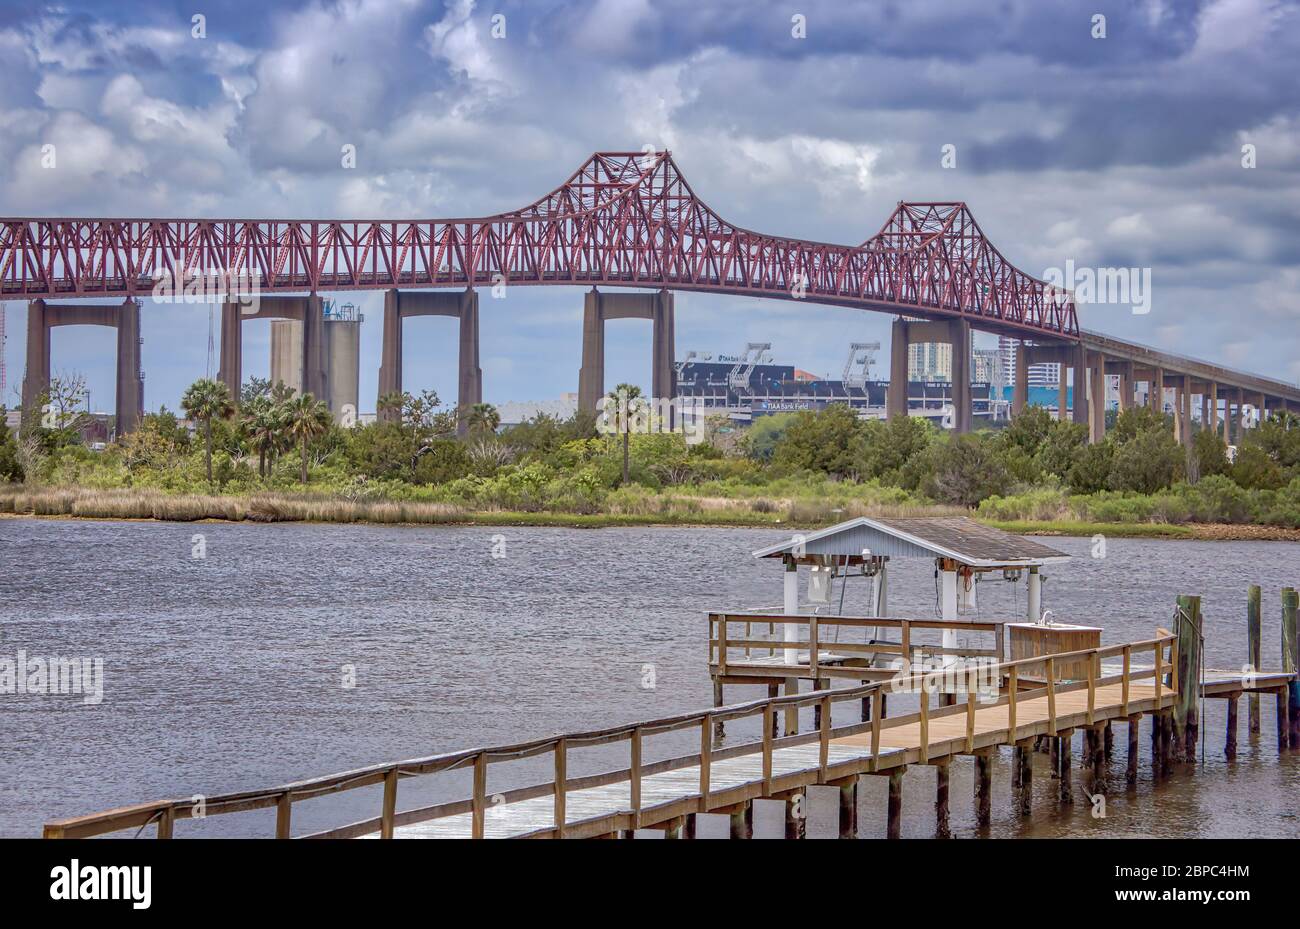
(0, 151), (1078, 340)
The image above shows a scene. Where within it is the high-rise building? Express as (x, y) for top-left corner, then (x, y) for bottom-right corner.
(909, 341), (953, 381)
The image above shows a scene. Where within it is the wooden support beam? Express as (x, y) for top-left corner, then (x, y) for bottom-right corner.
(730, 802), (752, 839)
(786, 792), (805, 839)
(886, 768), (904, 839)
(1017, 740), (1033, 815)
(840, 777), (859, 839)
(712, 681), (725, 741)
(276, 792), (292, 840)
(1283, 588), (1299, 750)
(471, 754), (486, 839)
(1225, 695), (1239, 761)
(1091, 724), (1108, 796)
(1058, 729), (1073, 802)
(935, 760), (951, 839)
(975, 751), (992, 828)
(380, 768), (398, 840)
(554, 739), (567, 838)
(783, 677), (799, 737)
(157, 807), (174, 840)
(1278, 688), (1290, 754)
(1174, 595), (1202, 762)
(630, 728), (643, 828)
(1150, 708), (1163, 779)
(1126, 715), (1140, 787)
(1248, 585), (1262, 734)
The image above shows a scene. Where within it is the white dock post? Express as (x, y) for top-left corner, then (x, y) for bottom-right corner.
(940, 561), (958, 670)
(872, 558), (888, 650)
(783, 557), (799, 665)
(1027, 566), (1042, 622)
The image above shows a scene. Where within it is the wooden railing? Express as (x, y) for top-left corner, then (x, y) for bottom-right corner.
(42, 633), (1176, 840)
(708, 613), (1005, 678)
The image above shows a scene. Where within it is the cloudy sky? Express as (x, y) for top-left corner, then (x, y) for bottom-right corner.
(1, 0), (1297, 414)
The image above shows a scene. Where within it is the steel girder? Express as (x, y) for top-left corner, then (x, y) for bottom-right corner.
(0, 151), (1078, 339)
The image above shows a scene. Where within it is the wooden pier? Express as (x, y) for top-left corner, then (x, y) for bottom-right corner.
(42, 611), (1298, 840)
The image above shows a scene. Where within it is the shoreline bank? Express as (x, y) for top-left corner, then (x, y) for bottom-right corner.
(3, 486), (1299, 540)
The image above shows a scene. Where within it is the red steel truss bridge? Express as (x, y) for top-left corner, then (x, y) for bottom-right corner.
(0, 151), (1077, 341)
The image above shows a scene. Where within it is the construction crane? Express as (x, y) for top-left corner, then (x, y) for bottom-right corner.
(728, 342), (771, 393)
(842, 341), (880, 392)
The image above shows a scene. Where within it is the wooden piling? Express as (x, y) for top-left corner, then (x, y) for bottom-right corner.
(1174, 595), (1202, 762)
(1058, 728), (1073, 802)
(812, 679), (827, 729)
(785, 792), (805, 839)
(712, 681), (725, 741)
(730, 802), (752, 840)
(1049, 736), (1060, 780)
(975, 751), (992, 828)
(1126, 715), (1140, 786)
(783, 678), (799, 737)
(935, 761), (951, 839)
(886, 768), (904, 839)
(1150, 710), (1165, 778)
(1091, 724), (1107, 796)
(840, 777), (858, 839)
(1225, 695), (1239, 760)
(1248, 585), (1262, 734)
(1104, 721), (1114, 764)
(1278, 688), (1290, 753)
(1283, 588), (1299, 750)
(1017, 740), (1033, 815)
(768, 684), (779, 739)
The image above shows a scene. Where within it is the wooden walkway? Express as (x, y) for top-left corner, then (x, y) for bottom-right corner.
(41, 623), (1299, 841)
(366, 678), (1167, 839)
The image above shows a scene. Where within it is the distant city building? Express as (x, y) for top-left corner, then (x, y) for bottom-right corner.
(908, 341), (952, 381)
(998, 336), (1061, 388)
(676, 348), (999, 428)
(498, 393), (580, 427)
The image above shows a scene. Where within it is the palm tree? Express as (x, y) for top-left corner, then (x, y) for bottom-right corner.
(285, 393), (332, 485)
(463, 402), (501, 436)
(181, 378), (234, 488)
(605, 383), (643, 485)
(240, 396), (277, 478)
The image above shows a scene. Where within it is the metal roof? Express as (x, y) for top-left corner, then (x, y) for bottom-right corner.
(752, 516), (1070, 568)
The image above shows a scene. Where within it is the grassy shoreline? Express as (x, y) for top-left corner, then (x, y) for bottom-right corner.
(3, 485), (1298, 540)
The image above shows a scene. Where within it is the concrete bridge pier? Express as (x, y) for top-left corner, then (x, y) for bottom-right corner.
(219, 295), (327, 406)
(22, 297), (144, 435)
(576, 287), (675, 416)
(887, 317), (971, 433)
(1071, 346), (1090, 430)
(377, 288), (481, 431)
(1088, 351), (1107, 444)
(1012, 342), (1073, 422)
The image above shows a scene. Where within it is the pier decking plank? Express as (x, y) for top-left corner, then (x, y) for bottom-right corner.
(366, 679), (1189, 839)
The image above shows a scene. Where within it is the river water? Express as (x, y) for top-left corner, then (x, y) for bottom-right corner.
(1, 517), (1297, 838)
